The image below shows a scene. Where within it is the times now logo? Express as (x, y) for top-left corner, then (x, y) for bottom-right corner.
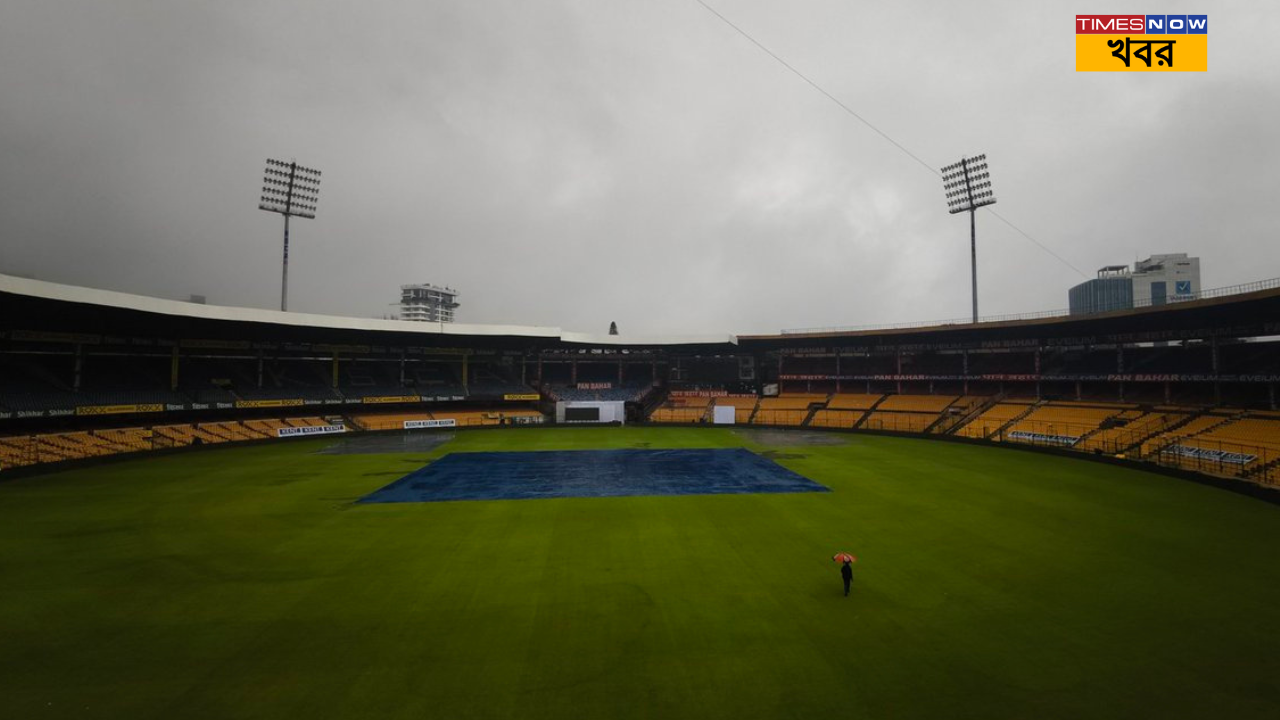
(1075, 13), (1208, 71)
(1076, 15), (1208, 34)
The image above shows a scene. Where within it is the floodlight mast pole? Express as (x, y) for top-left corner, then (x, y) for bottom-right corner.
(970, 205), (977, 322)
(258, 158), (321, 312)
(282, 162), (295, 312)
(282, 213), (290, 312)
(941, 154), (995, 325)
(963, 157), (978, 323)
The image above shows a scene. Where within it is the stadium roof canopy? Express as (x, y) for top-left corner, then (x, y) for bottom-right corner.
(738, 287), (1280, 351)
(4, 273), (1280, 353)
(0, 274), (737, 351)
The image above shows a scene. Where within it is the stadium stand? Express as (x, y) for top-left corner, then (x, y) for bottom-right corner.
(649, 407), (707, 423)
(0, 358), (82, 411)
(854, 394), (974, 434)
(1075, 410), (1189, 454)
(809, 409), (859, 429)
(650, 394), (729, 424)
(1139, 413), (1236, 456)
(860, 411), (936, 433)
(808, 394), (882, 429)
(1001, 404), (1137, 445)
(435, 409), (544, 426)
(954, 401), (1038, 440)
(93, 427), (154, 453)
(4, 273), (1280, 488)
(467, 367), (539, 398)
(243, 419), (290, 436)
(752, 395), (826, 426)
(713, 396), (760, 424)
(875, 395), (958, 413)
(352, 408), (545, 431)
(0, 416), (348, 467)
(544, 383), (655, 402)
(349, 413), (435, 431)
(1182, 417), (1280, 454)
(826, 394), (884, 410)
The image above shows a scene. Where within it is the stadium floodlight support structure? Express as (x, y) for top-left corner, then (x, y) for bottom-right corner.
(941, 154), (996, 324)
(258, 159), (322, 311)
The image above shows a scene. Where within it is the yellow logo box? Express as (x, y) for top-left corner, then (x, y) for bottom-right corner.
(1076, 34), (1206, 71)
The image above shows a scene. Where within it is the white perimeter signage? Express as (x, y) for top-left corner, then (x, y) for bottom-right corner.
(277, 424), (346, 438)
(712, 405), (736, 425)
(403, 419), (458, 429)
(1007, 431), (1079, 447)
(1164, 444), (1257, 465)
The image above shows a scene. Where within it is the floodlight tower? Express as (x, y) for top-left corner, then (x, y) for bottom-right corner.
(258, 159), (322, 311)
(941, 154), (996, 323)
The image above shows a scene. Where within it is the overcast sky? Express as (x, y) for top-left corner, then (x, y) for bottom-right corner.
(1, 1), (1276, 335)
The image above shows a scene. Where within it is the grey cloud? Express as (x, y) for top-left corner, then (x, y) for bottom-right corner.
(1, 0), (1276, 335)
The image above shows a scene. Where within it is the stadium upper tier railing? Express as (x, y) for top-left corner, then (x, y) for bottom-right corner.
(780, 277), (1280, 335)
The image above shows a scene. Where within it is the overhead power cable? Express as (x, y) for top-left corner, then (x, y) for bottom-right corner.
(690, 0), (1087, 278)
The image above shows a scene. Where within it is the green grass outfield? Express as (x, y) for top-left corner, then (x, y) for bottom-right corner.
(2, 427), (1279, 719)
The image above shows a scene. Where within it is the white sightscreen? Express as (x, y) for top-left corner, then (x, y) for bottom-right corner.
(556, 401), (626, 424)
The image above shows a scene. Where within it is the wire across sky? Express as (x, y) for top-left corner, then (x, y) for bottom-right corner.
(690, 0), (1087, 278)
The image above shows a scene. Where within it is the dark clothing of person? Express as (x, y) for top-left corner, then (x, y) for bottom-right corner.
(841, 562), (853, 596)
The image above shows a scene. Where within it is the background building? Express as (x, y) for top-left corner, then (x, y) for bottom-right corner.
(1069, 254), (1200, 315)
(398, 283), (459, 322)
(1069, 265), (1133, 315)
(1132, 253), (1201, 306)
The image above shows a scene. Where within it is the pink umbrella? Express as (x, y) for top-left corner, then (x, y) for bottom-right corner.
(832, 552), (857, 563)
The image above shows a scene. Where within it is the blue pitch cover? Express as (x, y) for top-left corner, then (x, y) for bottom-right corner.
(358, 448), (830, 503)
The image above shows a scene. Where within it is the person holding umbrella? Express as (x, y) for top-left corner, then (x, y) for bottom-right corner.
(833, 553), (857, 596)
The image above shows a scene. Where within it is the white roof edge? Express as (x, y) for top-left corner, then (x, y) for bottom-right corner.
(0, 273), (560, 338)
(0, 274), (738, 346)
(559, 331), (738, 347)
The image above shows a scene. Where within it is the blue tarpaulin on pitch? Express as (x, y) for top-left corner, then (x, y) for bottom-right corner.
(357, 448), (829, 503)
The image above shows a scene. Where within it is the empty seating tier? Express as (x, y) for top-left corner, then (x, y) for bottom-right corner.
(809, 410), (859, 429)
(713, 396), (759, 424)
(758, 395), (827, 410)
(827, 394), (883, 410)
(651, 395), (713, 423)
(1180, 417), (1280, 454)
(875, 395), (959, 413)
(650, 407), (707, 423)
(1004, 405), (1131, 442)
(860, 412), (935, 434)
(955, 403), (1035, 439)
(1139, 414), (1234, 456)
(1076, 412), (1187, 453)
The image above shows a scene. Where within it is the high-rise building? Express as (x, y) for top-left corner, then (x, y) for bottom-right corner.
(1068, 254), (1200, 315)
(1132, 253), (1200, 306)
(397, 283), (459, 323)
(1069, 266), (1133, 315)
